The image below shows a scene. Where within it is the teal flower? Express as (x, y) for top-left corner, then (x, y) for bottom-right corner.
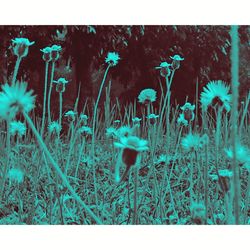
(48, 121), (61, 135)
(114, 136), (149, 152)
(147, 113), (159, 125)
(51, 44), (62, 61)
(116, 126), (133, 138)
(10, 121), (26, 137)
(181, 133), (204, 152)
(106, 127), (117, 138)
(177, 113), (188, 126)
(53, 77), (69, 93)
(8, 168), (24, 184)
(200, 80), (231, 112)
(138, 88), (157, 104)
(105, 52), (120, 66)
(79, 114), (88, 125)
(12, 38), (35, 58)
(170, 54), (184, 70)
(0, 81), (35, 120)
(180, 102), (195, 111)
(155, 61), (171, 77)
(78, 126), (92, 136)
(180, 102), (195, 123)
(40, 46), (52, 62)
(170, 54), (184, 61)
(224, 143), (250, 165)
(132, 117), (141, 123)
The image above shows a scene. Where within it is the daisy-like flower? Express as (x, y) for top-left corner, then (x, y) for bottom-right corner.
(180, 102), (195, 123)
(51, 44), (62, 61)
(40, 46), (52, 62)
(78, 126), (92, 137)
(10, 121), (26, 137)
(53, 77), (69, 93)
(224, 143), (250, 165)
(8, 168), (24, 184)
(170, 54), (184, 70)
(138, 88), (157, 104)
(155, 61), (171, 77)
(105, 52), (120, 66)
(200, 80), (231, 112)
(12, 38), (35, 58)
(147, 113), (159, 125)
(79, 113), (88, 125)
(64, 110), (77, 122)
(177, 113), (188, 126)
(48, 121), (62, 135)
(181, 133), (204, 152)
(106, 127), (117, 139)
(116, 126), (133, 138)
(0, 81), (35, 120)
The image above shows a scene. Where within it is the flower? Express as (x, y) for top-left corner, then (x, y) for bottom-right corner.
(138, 88), (157, 104)
(53, 77), (69, 93)
(155, 61), (171, 77)
(10, 121), (26, 137)
(200, 80), (231, 112)
(78, 126), (92, 136)
(8, 168), (24, 184)
(48, 121), (61, 135)
(147, 113), (159, 124)
(50, 44), (62, 61)
(132, 117), (141, 123)
(181, 133), (204, 152)
(180, 102), (195, 111)
(105, 52), (120, 66)
(180, 102), (195, 123)
(170, 54), (184, 70)
(0, 81), (35, 120)
(12, 38), (35, 58)
(106, 127), (117, 138)
(114, 136), (149, 152)
(79, 113), (88, 125)
(224, 143), (250, 165)
(177, 113), (188, 126)
(64, 110), (77, 122)
(116, 126), (133, 137)
(40, 46), (52, 62)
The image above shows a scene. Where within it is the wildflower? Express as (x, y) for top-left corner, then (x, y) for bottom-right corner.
(170, 54), (184, 70)
(106, 127), (117, 139)
(53, 77), (69, 93)
(180, 102), (195, 111)
(48, 121), (61, 135)
(132, 117), (141, 124)
(8, 168), (24, 184)
(155, 61), (171, 77)
(10, 121), (26, 137)
(200, 80), (231, 112)
(51, 44), (62, 61)
(64, 110), (77, 122)
(177, 113), (188, 126)
(12, 38), (35, 58)
(105, 52), (120, 66)
(190, 202), (206, 224)
(114, 136), (148, 166)
(116, 126), (133, 137)
(147, 113), (159, 125)
(79, 113), (88, 125)
(0, 81), (35, 120)
(224, 143), (250, 165)
(138, 88), (157, 104)
(181, 133), (204, 152)
(78, 126), (92, 137)
(40, 46), (52, 62)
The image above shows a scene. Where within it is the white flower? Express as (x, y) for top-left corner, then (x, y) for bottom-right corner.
(200, 80), (231, 112)
(180, 102), (195, 111)
(48, 121), (61, 134)
(224, 144), (250, 165)
(0, 81), (35, 120)
(10, 121), (26, 137)
(78, 126), (92, 136)
(177, 113), (188, 126)
(116, 126), (133, 138)
(181, 133), (204, 152)
(12, 37), (35, 58)
(138, 88), (157, 104)
(105, 52), (120, 66)
(114, 136), (149, 152)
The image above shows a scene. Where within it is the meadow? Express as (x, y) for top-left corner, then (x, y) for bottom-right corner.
(0, 29), (249, 225)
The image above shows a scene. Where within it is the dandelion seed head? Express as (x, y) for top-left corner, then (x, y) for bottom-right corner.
(105, 52), (120, 66)
(10, 121), (26, 137)
(138, 88), (157, 104)
(48, 121), (61, 135)
(181, 133), (204, 152)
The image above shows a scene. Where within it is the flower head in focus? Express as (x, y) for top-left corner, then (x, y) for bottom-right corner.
(53, 77), (69, 93)
(78, 126), (92, 137)
(50, 44), (62, 61)
(170, 54), (184, 70)
(181, 133), (205, 152)
(12, 38), (35, 58)
(0, 81), (36, 120)
(180, 102), (195, 123)
(200, 80), (231, 112)
(138, 88), (157, 104)
(40, 46), (52, 62)
(64, 110), (77, 122)
(10, 121), (26, 137)
(155, 61), (171, 77)
(105, 52), (120, 66)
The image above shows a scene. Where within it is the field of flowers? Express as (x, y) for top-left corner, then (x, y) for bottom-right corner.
(0, 28), (249, 225)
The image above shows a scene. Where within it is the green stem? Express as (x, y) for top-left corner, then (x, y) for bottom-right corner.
(22, 110), (102, 224)
(12, 56), (22, 85)
(47, 61), (55, 124)
(59, 92), (63, 127)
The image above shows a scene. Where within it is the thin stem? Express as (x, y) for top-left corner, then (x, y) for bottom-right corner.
(41, 61), (50, 137)
(22, 110), (102, 224)
(47, 61), (56, 124)
(59, 92), (63, 127)
(12, 56), (22, 85)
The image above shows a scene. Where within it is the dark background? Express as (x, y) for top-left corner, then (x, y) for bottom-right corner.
(0, 25), (249, 114)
